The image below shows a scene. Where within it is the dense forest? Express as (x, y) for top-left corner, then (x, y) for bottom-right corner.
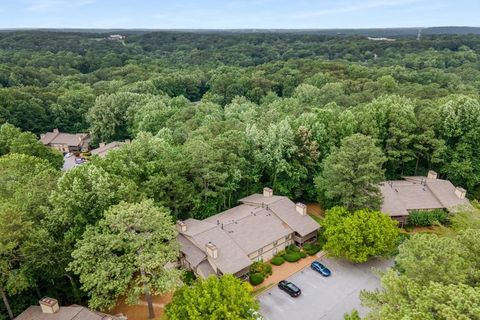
(1, 30), (480, 318)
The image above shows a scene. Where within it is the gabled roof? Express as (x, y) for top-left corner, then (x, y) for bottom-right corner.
(380, 176), (470, 217)
(90, 141), (126, 158)
(14, 306), (118, 320)
(177, 191), (320, 276)
(40, 131), (89, 147)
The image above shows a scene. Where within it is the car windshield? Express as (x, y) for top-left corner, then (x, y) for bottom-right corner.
(286, 283), (299, 291)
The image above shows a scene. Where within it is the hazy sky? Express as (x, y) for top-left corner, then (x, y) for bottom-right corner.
(1, 0), (479, 29)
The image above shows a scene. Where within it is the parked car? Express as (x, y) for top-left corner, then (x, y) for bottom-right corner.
(64, 152), (73, 158)
(311, 261), (331, 277)
(278, 280), (301, 297)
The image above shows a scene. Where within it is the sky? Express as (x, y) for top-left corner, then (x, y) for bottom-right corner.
(0, 0), (479, 29)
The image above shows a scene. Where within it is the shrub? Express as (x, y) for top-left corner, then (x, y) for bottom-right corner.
(249, 273), (264, 285)
(264, 263), (272, 276)
(284, 252), (302, 263)
(287, 244), (300, 252)
(305, 243), (321, 256)
(408, 209), (449, 227)
(299, 251), (307, 258)
(271, 256), (285, 266)
(182, 271), (196, 285)
(276, 250), (286, 257)
(249, 261), (272, 278)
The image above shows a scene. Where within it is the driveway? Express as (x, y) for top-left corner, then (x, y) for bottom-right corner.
(258, 257), (393, 320)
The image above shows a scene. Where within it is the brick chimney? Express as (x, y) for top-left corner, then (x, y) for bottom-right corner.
(176, 221), (187, 232)
(455, 187), (466, 199)
(39, 297), (59, 314)
(263, 187), (273, 198)
(427, 170), (438, 179)
(295, 203), (307, 216)
(205, 242), (218, 259)
(53, 128), (59, 133)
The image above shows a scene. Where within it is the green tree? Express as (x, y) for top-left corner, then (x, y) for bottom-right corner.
(315, 134), (386, 211)
(166, 274), (259, 320)
(322, 207), (399, 263)
(69, 200), (181, 317)
(360, 270), (480, 320)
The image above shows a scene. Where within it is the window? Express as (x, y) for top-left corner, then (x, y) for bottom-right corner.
(273, 240), (278, 246)
(258, 248), (263, 255)
(273, 248), (278, 255)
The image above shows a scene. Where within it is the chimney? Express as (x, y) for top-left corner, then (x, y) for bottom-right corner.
(53, 128), (59, 133)
(39, 297), (59, 314)
(455, 187), (466, 199)
(295, 203), (307, 216)
(99, 142), (106, 148)
(124, 139), (131, 144)
(205, 242), (218, 259)
(427, 170), (438, 179)
(176, 221), (187, 233)
(263, 187), (273, 198)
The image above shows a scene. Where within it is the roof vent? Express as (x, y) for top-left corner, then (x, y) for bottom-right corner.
(39, 297), (59, 314)
(427, 170), (438, 179)
(455, 187), (466, 199)
(263, 187), (273, 198)
(295, 203), (307, 216)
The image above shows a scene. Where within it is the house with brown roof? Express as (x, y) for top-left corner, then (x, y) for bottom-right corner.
(15, 297), (125, 320)
(176, 188), (320, 279)
(90, 140), (130, 158)
(380, 170), (471, 225)
(40, 129), (90, 154)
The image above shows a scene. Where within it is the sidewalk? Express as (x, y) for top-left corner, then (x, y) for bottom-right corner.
(254, 251), (327, 289)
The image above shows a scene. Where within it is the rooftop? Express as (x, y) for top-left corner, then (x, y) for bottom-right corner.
(380, 172), (470, 217)
(40, 129), (89, 147)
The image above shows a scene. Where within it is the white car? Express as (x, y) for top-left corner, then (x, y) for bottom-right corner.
(64, 152), (73, 158)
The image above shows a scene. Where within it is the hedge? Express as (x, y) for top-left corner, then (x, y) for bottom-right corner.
(249, 273), (265, 285)
(284, 252), (303, 263)
(408, 209), (449, 227)
(271, 256), (285, 266)
(304, 243), (321, 256)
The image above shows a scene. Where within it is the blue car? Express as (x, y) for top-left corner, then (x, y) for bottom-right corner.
(311, 261), (331, 277)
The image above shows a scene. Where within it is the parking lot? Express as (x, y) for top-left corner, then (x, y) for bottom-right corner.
(258, 257), (394, 320)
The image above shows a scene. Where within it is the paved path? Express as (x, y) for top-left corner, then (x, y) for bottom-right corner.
(258, 257), (393, 320)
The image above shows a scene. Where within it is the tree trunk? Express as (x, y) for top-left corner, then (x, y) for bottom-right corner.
(140, 268), (155, 319)
(66, 274), (81, 303)
(414, 155), (420, 176)
(0, 286), (14, 320)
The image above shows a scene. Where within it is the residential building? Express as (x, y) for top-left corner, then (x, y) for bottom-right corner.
(90, 140), (130, 158)
(107, 34), (125, 40)
(40, 129), (90, 153)
(177, 188), (320, 279)
(380, 170), (471, 225)
(15, 297), (125, 320)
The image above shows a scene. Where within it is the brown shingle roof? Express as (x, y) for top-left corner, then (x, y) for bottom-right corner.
(14, 306), (118, 320)
(40, 131), (89, 147)
(90, 141), (125, 158)
(380, 176), (470, 217)
(177, 192), (320, 275)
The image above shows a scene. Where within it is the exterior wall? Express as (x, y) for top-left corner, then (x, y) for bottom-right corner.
(248, 233), (294, 262)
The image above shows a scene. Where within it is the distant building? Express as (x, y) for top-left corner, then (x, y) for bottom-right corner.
(177, 188), (320, 279)
(90, 140), (130, 158)
(367, 37), (396, 41)
(380, 170), (471, 225)
(107, 34), (125, 40)
(15, 297), (125, 320)
(40, 129), (90, 153)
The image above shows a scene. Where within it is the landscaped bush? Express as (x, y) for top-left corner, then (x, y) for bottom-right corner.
(304, 242), (322, 256)
(284, 252), (303, 263)
(271, 256), (285, 266)
(287, 244), (300, 252)
(249, 272), (265, 285)
(276, 249), (286, 257)
(299, 251), (307, 258)
(408, 209), (449, 227)
(249, 261), (272, 278)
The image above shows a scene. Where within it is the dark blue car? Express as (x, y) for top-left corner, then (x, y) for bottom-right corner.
(311, 261), (331, 277)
